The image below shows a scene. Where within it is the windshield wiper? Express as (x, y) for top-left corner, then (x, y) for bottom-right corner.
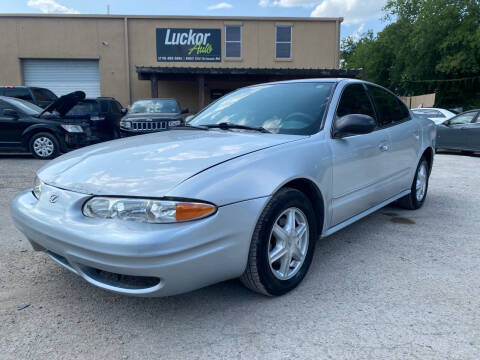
(204, 122), (271, 133)
(170, 124), (209, 130)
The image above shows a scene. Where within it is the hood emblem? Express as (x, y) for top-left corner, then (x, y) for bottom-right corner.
(49, 194), (59, 203)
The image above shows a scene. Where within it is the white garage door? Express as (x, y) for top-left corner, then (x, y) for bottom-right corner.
(23, 59), (100, 98)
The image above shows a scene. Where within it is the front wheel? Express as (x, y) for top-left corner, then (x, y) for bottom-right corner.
(240, 188), (317, 296)
(29, 132), (60, 160)
(397, 157), (429, 210)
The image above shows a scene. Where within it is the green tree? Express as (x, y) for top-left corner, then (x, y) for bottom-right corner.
(342, 0), (480, 109)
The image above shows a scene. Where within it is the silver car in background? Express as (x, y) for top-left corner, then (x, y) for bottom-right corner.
(11, 79), (436, 297)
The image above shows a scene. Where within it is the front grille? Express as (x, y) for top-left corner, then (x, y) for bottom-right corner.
(131, 121), (167, 132)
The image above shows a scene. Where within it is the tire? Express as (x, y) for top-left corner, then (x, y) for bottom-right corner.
(240, 188), (318, 296)
(29, 132), (60, 160)
(397, 157), (429, 210)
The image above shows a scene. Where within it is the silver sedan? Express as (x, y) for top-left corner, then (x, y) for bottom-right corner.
(11, 79), (436, 297)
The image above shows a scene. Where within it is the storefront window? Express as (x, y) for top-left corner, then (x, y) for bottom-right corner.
(225, 25), (241, 58)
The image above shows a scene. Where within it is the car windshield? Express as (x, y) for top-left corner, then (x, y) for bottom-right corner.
(129, 99), (179, 114)
(67, 100), (100, 115)
(190, 82), (334, 135)
(3, 97), (43, 115)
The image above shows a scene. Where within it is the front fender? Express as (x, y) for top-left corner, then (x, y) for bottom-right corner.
(21, 124), (62, 148)
(166, 135), (332, 211)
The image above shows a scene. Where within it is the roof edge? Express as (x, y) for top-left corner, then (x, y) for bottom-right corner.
(0, 13), (343, 22)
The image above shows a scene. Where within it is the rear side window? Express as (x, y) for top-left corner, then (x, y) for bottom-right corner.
(367, 85), (410, 126)
(336, 84), (376, 119)
(111, 101), (123, 114)
(31, 88), (57, 102)
(4, 88), (33, 101)
(100, 101), (109, 113)
(67, 101), (100, 115)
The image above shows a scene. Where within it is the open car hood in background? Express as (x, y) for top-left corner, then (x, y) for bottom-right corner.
(40, 91), (86, 117)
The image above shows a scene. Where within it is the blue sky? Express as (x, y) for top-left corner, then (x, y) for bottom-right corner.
(0, 0), (389, 40)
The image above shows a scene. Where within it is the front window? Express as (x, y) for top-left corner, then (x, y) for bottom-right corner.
(276, 26), (292, 59)
(2, 97), (43, 115)
(449, 112), (476, 125)
(129, 99), (179, 114)
(225, 25), (241, 58)
(190, 82), (334, 135)
(367, 85), (410, 126)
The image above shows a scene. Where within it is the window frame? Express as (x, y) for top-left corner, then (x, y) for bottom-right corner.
(224, 25), (242, 60)
(449, 111), (478, 126)
(365, 83), (411, 129)
(275, 25), (293, 60)
(331, 82), (378, 138)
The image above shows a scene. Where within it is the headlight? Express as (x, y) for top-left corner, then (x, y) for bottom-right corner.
(82, 197), (216, 223)
(61, 124), (84, 133)
(32, 176), (43, 199)
(120, 121), (132, 129)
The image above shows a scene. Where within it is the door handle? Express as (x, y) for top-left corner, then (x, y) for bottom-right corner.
(379, 144), (389, 151)
(414, 134), (420, 140)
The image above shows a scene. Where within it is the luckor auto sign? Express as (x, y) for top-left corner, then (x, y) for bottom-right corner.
(156, 28), (221, 62)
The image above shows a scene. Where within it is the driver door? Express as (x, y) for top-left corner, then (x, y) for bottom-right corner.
(436, 111), (477, 150)
(0, 100), (22, 145)
(329, 83), (392, 226)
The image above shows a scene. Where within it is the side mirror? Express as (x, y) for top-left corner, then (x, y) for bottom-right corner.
(121, 108), (128, 115)
(333, 114), (376, 138)
(3, 109), (18, 118)
(443, 120), (450, 126)
(180, 107), (189, 114)
(185, 115), (194, 123)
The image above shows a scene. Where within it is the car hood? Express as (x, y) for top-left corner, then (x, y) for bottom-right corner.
(40, 91), (86, 117)
(38, 130), (304, 197)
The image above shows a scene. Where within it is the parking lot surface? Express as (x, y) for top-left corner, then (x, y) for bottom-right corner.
(1, 152), (479, 360)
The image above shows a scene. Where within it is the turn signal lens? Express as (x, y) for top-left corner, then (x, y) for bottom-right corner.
(83, 197), (216, 223)
(175, 203), (216, 221)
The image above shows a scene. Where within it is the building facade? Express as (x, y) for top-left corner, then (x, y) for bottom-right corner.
(0, 14), (356, 112)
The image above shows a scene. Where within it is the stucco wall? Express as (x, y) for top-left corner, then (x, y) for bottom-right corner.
(0, 14), (340, 108)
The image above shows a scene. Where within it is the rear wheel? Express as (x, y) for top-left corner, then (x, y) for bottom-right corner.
(240, 188), (317, 296)
(397, 158), (429, 210)
(29, 132), (60, 160)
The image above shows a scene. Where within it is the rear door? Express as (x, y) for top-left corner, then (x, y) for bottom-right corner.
(463, 111), (480, 151)
(330, 83), (392, 226)
(367, 85), (421, 193)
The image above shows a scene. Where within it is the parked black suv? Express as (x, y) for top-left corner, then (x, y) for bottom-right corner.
(0, 91), (90, 159)
(65, 97), (126, 142)
(0, 86), (58, 108)
(119, 98), (187, 136)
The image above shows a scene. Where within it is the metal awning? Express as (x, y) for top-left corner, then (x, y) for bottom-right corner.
(136, 66), (360, 80)
(136, 66), (361, 110)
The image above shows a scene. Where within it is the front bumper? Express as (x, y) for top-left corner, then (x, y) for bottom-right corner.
(11, 185), (268, 297)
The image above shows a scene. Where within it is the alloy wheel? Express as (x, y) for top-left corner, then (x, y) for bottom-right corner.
(33, 137), (55, 158)
(268, 207), (309, 280)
